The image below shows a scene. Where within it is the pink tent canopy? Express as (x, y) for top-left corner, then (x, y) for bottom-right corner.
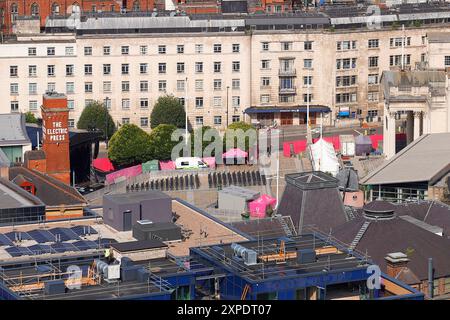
(159, 160), (176, 170)
(222, 148), (248, 158)
(202, 157), (216, 169)
(93, 158), (115, 172)
(248, 194), (277, 218)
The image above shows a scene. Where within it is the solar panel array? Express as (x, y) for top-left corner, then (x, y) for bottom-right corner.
(48, 228), (81, 242)
(71, 225), (98, 236)
(0, 225), (115, 258)
(0, 234), (14, 246)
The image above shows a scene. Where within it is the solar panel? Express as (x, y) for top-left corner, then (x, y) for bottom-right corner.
(50, 242), (78, 253)
(49, 228), (80, 241)
(0, 234), (14, 246)
(5, 246), (33, 257)
(72, 240), (99, 250)
(28, 244), (53, 255)
(98, 238), (117, 248)
(70, 225), (98, 236)
(28, 230), (56, 243)
(4, 231), (32, 242)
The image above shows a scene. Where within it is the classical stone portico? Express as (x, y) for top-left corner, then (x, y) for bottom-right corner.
(381, 70), (450, 159)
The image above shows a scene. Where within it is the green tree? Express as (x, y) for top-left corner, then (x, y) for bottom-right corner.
(148, 124), (180, 160)
(190, 126), (222, 157)
(223, 121), (257, 153)
(150, 95), (186, 129)
(24, 112), (38, 124)
(77, 101), (115, 139)
(108, 124), (152, 167)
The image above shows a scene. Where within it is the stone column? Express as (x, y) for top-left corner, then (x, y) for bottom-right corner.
(406, 111), (414, 145)
(422, 111), (429, 135)
(413, 111), (422, 140)
(384, 111), (397, 159)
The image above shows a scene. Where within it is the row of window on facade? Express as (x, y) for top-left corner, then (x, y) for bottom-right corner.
(21, 36), (424, 58)
(9, 61), (242, 77)
(11, 92), (242, 113)
(7, 1), (144, 17)
(10, 78), (242, 98)
(258, 37), (419, 53)
(26, 43), (241, 57)
(64, 114), (241, 129)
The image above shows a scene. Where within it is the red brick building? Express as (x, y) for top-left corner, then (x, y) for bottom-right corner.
(0, 0), (156, 33)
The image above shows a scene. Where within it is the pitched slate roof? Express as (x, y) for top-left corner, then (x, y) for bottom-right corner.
(8, 166), (86, 207)
(332, 215), (450, 281)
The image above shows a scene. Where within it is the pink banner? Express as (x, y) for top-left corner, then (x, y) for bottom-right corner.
(159, 160), (176, 170)
(106, 164), (142, 184)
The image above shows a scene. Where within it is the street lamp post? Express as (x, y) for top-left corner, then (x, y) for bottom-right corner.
(226, 86), (230, 127)
(105, 96), (109, 148)
(185, 77), (189, 147)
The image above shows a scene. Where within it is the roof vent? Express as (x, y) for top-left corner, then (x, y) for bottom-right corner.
(363, 200), (396, 220)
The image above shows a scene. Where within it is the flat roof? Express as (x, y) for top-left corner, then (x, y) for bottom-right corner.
(361, 133), (450, 185)
(191, 233), (369, 283)
(169, 199), (248, 256)
(104, 190), (170, 204)
(0, 257), (172, 300)
(111, 239), (168, 252)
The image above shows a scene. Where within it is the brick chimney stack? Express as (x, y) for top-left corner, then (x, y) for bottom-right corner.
(41, 92), (71, 185)
(385, 252), (410, 278)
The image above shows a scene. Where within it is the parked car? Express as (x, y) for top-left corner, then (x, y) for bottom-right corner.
(175, 157), (208, 170)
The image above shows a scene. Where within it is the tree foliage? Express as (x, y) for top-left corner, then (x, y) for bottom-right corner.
(24, 112), (39, 124)
(148, 124), (180, 161)
(77, 101), (115, 139)
(223, 121), (256, 152)
(190, 126), (222, 157)
(150, 95), (186, 129)
(108, 124), (152, 167)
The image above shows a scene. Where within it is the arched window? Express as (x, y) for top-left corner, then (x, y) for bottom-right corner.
(1, 9), (4, 25)
(132, 0), (140, 11)
(10, 3), (18, 22)
(31, 3), (39, 16)
(11, 3), (18, 14)
(51, 2), (60, 15)
(71, 2), (80, 14)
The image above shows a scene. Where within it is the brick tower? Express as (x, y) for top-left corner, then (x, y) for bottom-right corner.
(41, 92), (71, 185)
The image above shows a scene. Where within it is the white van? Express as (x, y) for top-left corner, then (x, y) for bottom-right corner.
(175, 157), (208, 170)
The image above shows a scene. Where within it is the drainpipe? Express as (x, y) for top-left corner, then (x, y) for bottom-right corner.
(428, 258), (434, 299)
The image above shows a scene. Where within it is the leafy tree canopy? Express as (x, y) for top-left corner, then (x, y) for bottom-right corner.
(108, 124), (152, 167)
(150, 95), (186, 129)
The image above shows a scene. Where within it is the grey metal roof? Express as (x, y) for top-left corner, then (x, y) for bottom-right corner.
(361, 133), (450, 185)
(0, 114), (31, 146)
(218, 185), (260, 200)
(104, 190), (171, 204)
(399, 215), (443, 235)
(47, 15), (246, 30)
(111, 239), (168, 252)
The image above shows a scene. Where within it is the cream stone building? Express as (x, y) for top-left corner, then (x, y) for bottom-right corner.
(1, 7), (450, 132)
(381, 32), (450, 159)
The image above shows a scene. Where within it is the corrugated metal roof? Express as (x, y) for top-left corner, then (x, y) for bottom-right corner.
(361, 133), (450, 185)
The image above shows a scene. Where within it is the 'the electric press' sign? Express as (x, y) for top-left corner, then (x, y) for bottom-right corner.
(43, 120), (68, 142)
